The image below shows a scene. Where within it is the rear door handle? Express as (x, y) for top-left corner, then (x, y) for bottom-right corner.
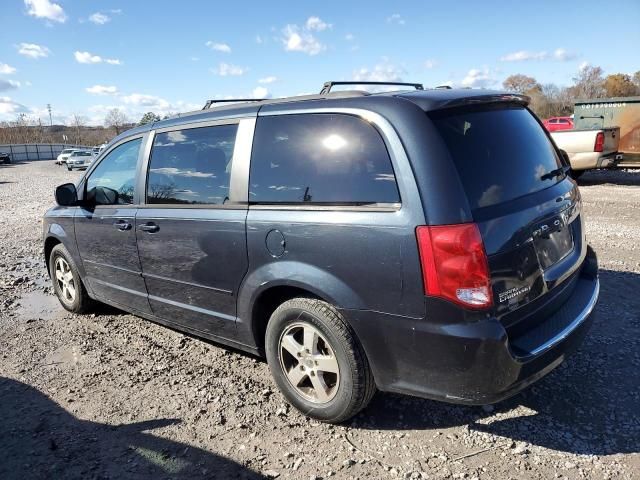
(113, 220), (132, 231)
(139, 223), (159, 233)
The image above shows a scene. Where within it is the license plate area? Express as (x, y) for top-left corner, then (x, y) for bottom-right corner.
(533, 219), (574, 270)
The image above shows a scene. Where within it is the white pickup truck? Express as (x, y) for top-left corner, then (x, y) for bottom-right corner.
(551, 127), (623, 178)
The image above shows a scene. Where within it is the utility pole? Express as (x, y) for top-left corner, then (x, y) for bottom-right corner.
(46, 104), (52, 126)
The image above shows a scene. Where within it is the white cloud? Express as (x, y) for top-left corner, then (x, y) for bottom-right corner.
(424, 59), (438, 69)
(387, 13), (406, 25)
(353, 59), (405, 84)
(89, 12), (110, 24)
(500, 48), (577, 62)
(500, 50), (548, 62)
(579, 61), (590, 71)
(213, 62), (247, 76)
(121, 93), (170, 109)
(205, 41), (231, 53)
(17, 43), (50, 59)
(0, 79), (21, 92)
(0, 63), (17, 74)
(252, 86), (271, 99)
(553, 48), (577, 61)
(0, 96), (29, 117)
(258, 76), (277, 84)
(305, 16), (331, 32)
(24, 0), (67, 23)
(461, 67), (495, 88)
(256, 35), (263, 44)
(86, 85), (119, 95)
(74, 51), (122, 65)
(345, 33), (355, 41)
(282, 25), (325, 55)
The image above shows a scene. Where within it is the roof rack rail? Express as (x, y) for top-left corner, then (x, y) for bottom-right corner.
(202, 98), (265, 110)
(320, 81), (424, 95)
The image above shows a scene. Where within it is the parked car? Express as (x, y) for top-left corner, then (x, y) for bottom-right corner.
(573, 96), (640, 167)
(551, 127), (623, 177)
(92, 144), (106, 156)
(43, 83), (599, 423)
(0, 151), (11, 164)
(543, 116), (574, 132)
(55, 148), (79, 165)
(66, 150), (95, 171)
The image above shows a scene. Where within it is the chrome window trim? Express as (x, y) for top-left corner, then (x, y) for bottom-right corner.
(254, 107), (420, 212)
(141, 117), (255, 207)
(79, 133), (148, 205)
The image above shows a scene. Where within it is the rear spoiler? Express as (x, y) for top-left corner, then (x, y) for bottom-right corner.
(397, 91), (531, 112)
(431, 93), (531, 110)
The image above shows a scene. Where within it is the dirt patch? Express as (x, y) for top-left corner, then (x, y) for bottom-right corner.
(0, 161), (638, 479)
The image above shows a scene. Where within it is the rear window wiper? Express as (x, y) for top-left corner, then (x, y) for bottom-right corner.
(540, 165), (569, 182)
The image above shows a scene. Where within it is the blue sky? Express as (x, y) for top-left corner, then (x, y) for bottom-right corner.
(0, 0), (638, 125)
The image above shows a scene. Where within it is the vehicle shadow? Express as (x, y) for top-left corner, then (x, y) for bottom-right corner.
(0, 376), (265, 479)
(577, 169), (640, 186)
(352, 269), (640, 457)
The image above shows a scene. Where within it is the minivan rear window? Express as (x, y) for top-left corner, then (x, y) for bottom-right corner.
(430, 106), (563, 210)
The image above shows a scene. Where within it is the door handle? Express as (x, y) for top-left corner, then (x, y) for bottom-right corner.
(113, 220), (132, 231)
(139, 223), (159, 233)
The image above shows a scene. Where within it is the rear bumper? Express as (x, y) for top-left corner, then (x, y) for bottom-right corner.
(344, 251), (599, 405)
(596, 152), (623, 169)
(571, 151), (622, 170)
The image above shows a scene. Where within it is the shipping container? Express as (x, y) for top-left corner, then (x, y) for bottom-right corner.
(574, 96), (640, 167)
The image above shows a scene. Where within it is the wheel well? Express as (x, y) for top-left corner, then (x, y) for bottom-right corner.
(251, 286), (321, 353)
(44, 237), (61, 272)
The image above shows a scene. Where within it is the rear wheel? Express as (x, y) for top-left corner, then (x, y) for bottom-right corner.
(49, 244), (93, 313)
(265, 298), (375, 423)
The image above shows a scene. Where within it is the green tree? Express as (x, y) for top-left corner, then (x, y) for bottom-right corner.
(138, 112), (161, 125)
(603, 73), (639, 97)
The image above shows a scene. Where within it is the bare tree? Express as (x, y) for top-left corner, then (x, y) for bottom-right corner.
(571, 65), (605, 99)
(71, 114), (87, 145)
(502, 74), (542, 95)
(104, 108), (128, 135)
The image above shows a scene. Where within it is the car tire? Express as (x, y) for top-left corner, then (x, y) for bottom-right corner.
(49, 244), (93, 313)
(265, 297), (376, 423)
(67, 166), (72, 171)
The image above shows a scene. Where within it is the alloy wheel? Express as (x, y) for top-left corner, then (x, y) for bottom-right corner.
(279, 321), (340, 403)
(54, 257), (76, 303)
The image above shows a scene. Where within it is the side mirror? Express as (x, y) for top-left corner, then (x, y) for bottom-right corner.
(55, 183), (78, 206)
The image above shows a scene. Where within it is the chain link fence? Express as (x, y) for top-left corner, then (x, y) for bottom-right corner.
(0, 144), (92, 162)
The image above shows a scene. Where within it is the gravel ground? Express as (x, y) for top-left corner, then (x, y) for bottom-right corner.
(0, 161), (639, 480)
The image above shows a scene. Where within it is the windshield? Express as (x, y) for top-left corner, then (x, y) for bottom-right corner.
(62, 149), (74, 154)
(430, 105), (563, 210)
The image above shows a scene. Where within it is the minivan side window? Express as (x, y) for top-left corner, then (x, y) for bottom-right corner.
(86, 138), (141, 205)
(249, 114), (400, 204)
(146, 124), (238, 205)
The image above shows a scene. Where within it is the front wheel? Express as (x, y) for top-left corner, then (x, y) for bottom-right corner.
(265, 298), (376, 423)
(49, 244), (93, 313)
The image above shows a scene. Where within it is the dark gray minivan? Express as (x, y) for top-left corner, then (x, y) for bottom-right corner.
(44, 82), (599, 422)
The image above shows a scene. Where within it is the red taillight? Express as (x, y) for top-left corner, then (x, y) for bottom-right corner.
(594, 132), (605, 152)
(416, 223), (493, 309)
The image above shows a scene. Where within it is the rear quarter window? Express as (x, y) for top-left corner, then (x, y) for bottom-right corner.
(430, 106), (562, 210)
(249, 113), (400, 204)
